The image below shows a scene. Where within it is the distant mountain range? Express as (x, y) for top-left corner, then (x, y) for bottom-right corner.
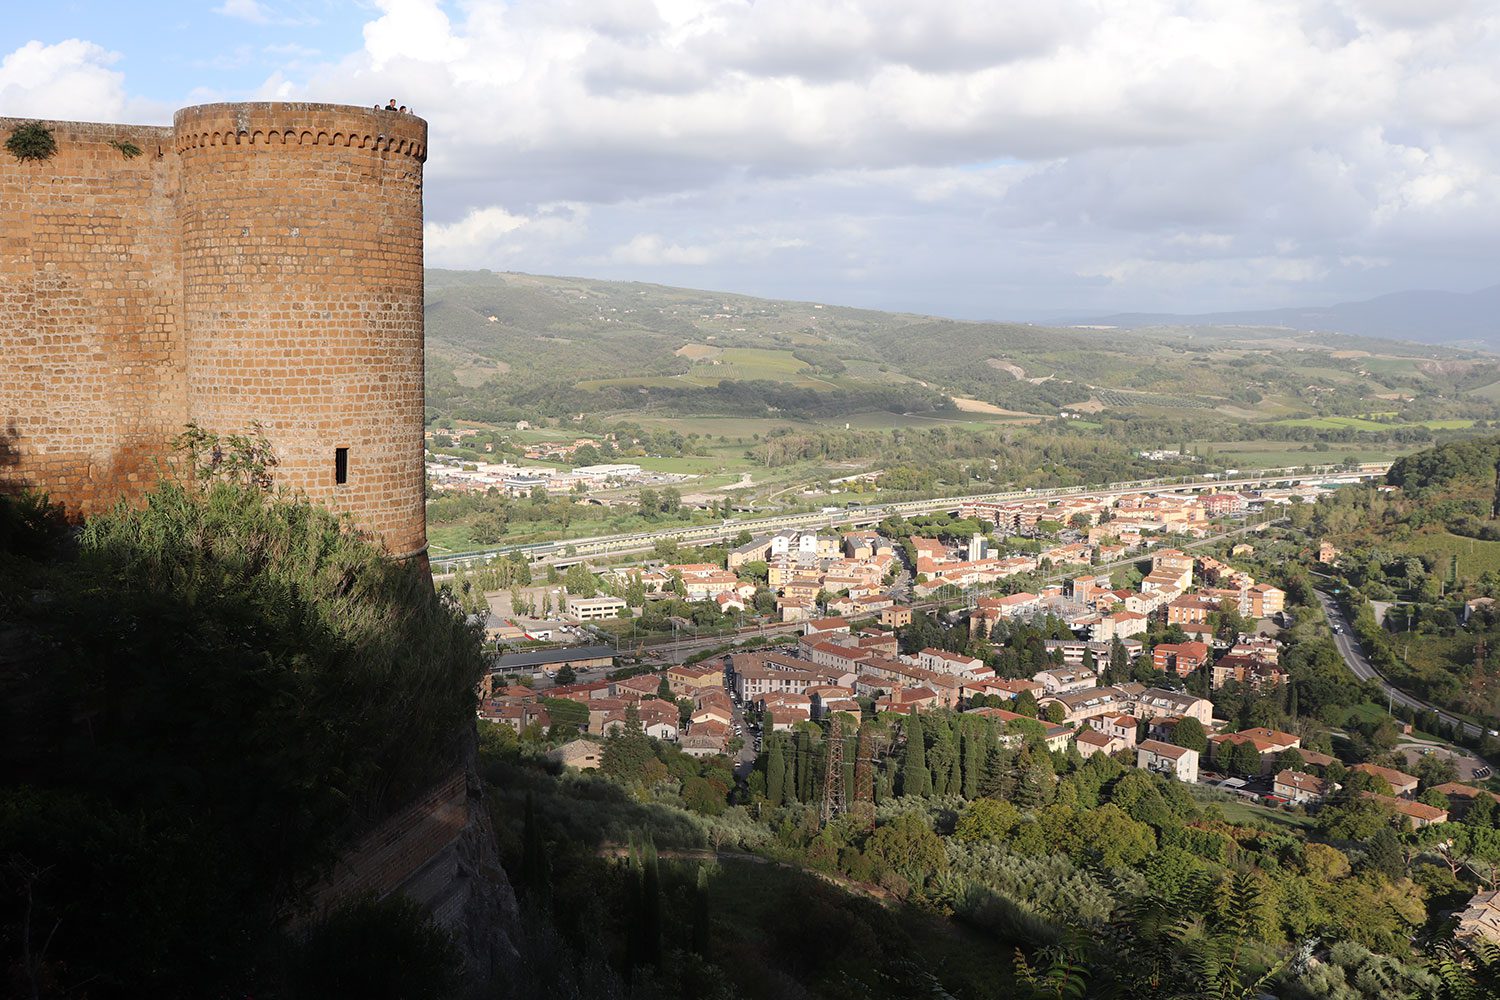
(1073, 284), (1500, 350)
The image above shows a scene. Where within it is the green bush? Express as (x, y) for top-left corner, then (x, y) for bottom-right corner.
(0, 481), (486, 995)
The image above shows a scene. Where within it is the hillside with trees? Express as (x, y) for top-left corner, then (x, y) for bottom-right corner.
(0, 466), (494, 996)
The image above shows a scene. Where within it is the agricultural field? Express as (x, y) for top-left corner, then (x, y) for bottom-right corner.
(1390, 529), (1500, 583)
(1191, 440), (1420, 469)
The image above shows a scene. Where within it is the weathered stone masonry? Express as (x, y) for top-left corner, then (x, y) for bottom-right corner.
(0, 102), (428, 559)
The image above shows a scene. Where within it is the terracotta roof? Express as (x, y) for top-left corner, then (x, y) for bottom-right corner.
(1274, 769), (1327, 794)
(1352, 762), (1419, 789)
(1139, 738), (1190, 760)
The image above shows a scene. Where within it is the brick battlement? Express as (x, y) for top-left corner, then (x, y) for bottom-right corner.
(173, 102), (428, 160)
(0, 102), (428, 559)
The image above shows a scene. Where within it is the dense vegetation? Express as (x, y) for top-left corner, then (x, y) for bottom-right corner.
(1307, 437), (1500, 725)
(0, 479), (485, 997)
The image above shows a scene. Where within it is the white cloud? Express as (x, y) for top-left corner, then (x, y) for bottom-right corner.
(607, 231), (806, 266)
(0, 40), (126, 121)
(214, 0), (317, 28)
(424, 203), (590, 267)
(19, 0), (1500, 315)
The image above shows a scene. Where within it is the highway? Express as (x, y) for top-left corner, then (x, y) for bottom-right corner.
(1314, 588), (1491, 741)
(432, 463), (1387, 572)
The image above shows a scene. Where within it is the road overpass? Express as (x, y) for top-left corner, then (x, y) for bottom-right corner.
(432, 463), (1387, 572)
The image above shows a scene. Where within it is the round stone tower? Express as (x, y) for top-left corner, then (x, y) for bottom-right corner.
(174, 102), (428, 560)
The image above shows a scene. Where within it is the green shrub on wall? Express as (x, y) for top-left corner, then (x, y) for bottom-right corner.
(5, 121), (57, 162)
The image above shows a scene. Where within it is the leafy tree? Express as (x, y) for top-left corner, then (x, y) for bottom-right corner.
(563, 563), (597, 598)
(1171, 716), (1207, 753)
(955, 798), (1021, 843)
(554, 664), (576, 686)
(1042, 701), (1066, 724)
(1229, 740), (1262, 778)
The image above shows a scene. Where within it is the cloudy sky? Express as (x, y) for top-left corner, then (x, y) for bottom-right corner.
(5, 0), (1499, 318)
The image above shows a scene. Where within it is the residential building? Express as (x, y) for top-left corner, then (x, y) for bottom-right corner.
(1352, 763), (1420, 797)
(1088, 712), (1140, 746)
(1075, 728), (1130, 759)
(1126, 687), (1214, 725)
(1033, 666), (1098, 694)
(1248, 584), (1286, 618)
(804, 616), (850, 637)
(1153, 641), (1210, 677)
(666, 663), (723, 696)
(1168, 594), (1223, 626)
(549, 738), (604, 770)
(1040, 685), (1128, 724)
(917, 647), (986, 677)
(1272, 769), (1329, 805)
(1433, 782), (1500, 817)
(1456, 890), (1500, 945)
(1137, 739), (1200, 782)
(1363, 791), (1447, 829)
(881, 605), (913, 629)
(1211, 654), (1287, 690)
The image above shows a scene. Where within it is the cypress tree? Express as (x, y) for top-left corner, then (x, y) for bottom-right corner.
(796, 728), (815, 802)
(947, 739), (962, 798)
(901, 713), (932, 797)
(765, 715), (786, 804)
(979, 743), (1008, 798)
(961, 723), (984, 799)
(1363, 826), (1404, 881)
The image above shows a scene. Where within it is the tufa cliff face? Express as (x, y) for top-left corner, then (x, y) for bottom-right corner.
(1, 103), (428, 560)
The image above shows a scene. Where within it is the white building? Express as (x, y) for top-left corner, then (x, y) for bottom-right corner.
(1137, 739), (1199, 783)
(567, 595), (628, 621)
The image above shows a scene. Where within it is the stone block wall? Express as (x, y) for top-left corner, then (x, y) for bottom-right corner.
(0, 103), (428, 559)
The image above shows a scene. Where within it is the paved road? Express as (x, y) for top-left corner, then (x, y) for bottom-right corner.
(1314, 588), (1490, 741)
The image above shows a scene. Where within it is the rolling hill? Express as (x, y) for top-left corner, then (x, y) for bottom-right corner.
(1075, 283), (1500, 349)
(423, 269), (1500, 426)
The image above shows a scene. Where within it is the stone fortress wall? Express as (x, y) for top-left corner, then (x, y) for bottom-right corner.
(0, 102), (428, 559)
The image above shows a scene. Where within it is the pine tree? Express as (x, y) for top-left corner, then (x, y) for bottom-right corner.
(901, 713), (932, 797)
